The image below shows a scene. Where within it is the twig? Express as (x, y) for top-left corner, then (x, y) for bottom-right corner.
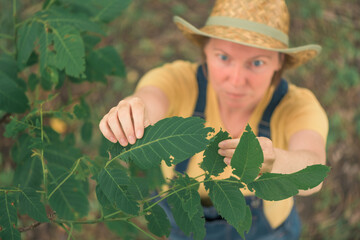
(18, 221), (42, 232)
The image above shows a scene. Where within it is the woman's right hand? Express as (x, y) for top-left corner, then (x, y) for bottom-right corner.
(99, 97), (151, 147)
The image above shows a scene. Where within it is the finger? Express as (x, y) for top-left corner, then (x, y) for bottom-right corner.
(107, 109), (128, 146)
(99, 116), (117, 143)
(224, 157), (231, 165)
(117, 101), (136, 145)
(218, 148), (235, 158)
(218, 139), (239, 148)
(129, 98), (146, 139)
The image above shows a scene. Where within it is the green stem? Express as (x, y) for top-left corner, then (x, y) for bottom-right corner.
(127, 221), (157, 240)
(39, 104), (48, 200)
(66, 223), (73, 240)
(48, 158), (83, 200)
(0, 33), (14, 40)
(0, 45), (15, 56)
(44, 0), (56, 11)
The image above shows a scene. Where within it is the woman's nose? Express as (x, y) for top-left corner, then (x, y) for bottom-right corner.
(229, 66), (247, 87)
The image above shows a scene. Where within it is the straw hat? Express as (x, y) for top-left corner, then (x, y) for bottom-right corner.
(174, 0), (321, 69)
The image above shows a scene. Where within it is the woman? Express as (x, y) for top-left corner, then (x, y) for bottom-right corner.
(99, 0), (328, 239)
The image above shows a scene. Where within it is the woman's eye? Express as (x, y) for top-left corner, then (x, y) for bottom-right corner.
(253, 60), (264, 67)
(219, 54), (228, 61)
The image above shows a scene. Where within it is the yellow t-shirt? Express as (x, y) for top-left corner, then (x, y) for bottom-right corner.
(136, 60), (329, 228)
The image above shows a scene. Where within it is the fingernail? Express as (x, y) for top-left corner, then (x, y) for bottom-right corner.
(128, 135), (136, 145)
(136, 130), (143, 139)
(119, 138), (128, 147)
(109, 137), (117, 143)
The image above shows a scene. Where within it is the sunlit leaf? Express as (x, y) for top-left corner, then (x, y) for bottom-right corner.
(248, 164), (330, 200)
(231, 124), (263, 184)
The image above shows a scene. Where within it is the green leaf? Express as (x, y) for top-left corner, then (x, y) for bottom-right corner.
(205, 179), (247, 231)
(0, 71), (29, 113)
(10, 134), (32, 164)
(108, 117), (213, 169)
(48, 178), (89, 220)
(28, 73), (40, 91)
(0, 192), (20, 240)
(13, 156), (43, 190)
(93, 0), (132, 22)
(237, 206), (252, 239)
(81, 121), (93, 143)
(127, 177), (149, 200)
(167, 189), (205, 240)
(38, 25), (54, 73)
(144, 203), (171, 237)
(19, 188), (49, 222)
(87, 46), (126, 78)
(16, 20), (42, 68)
(231, 124), (263, 184)
(247, 164), (331, 201)
(45, 7), (105, 34)
(52, 26), (85, 77)
(73, 98), (91, 119)
(4, 117), (28, 138)
(98, 168), (139, 215)
(201, 130), (230, 176)
(0, 54), (17, 80)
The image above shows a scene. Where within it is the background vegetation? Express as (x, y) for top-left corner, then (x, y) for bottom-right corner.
(0, 0), (359, 239)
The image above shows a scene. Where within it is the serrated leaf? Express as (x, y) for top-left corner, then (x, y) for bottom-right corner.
(48, 178), (89, 220)
(19, 188), (49, 222)
(16, 20), (41, 68)
(45, 7), (105, 34)
(201, 130), (230, 176)
(237, 206), (252, 238)
(127, 177), (149, 200)
(81, 121), (92, 143)
(93, 0), (132, 22)
(0, 192), (21, 240)
(0, 71), (29, 113)
(144, 203), (171, 237)
(205, 179), (247, 229)
(4, 117), (28, 138)
(39, 25), (54, 73)
(108, 117), (213, 169)
(52, 26), (85, 77)
(98, 168), (139, 215)
(231, 124), (263, 184)
(247, 164), (330, 201)
(167, 190), (205, 240)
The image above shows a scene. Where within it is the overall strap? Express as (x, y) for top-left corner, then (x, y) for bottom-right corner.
(175, 65), (207, 173)
(258, 79), (288, 139)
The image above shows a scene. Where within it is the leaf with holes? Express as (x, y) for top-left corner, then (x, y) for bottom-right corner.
(108, 117), (213, 169)
(247, 164), (330, 201)
(144, 203), (171, 237)
(201, 130), (230, 176)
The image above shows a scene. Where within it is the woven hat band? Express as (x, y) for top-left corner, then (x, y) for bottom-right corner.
(205, 16), (289, 46)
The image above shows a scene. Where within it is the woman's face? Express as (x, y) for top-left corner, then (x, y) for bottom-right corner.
(204, 38), (283, 112)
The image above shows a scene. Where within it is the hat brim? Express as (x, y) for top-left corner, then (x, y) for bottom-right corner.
(174, 16), (321, 69)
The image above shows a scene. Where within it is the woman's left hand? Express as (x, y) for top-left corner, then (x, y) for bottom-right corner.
(218, 137), (276, 173)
